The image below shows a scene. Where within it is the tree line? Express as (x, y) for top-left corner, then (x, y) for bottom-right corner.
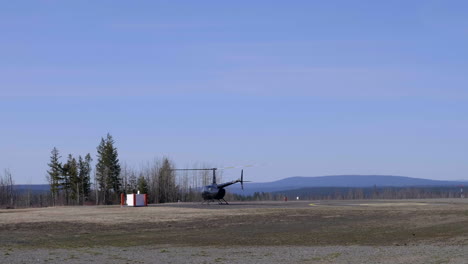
(46, 148), (92, 206)
(2, 133), (222, 208)
(44, 133), (217, 206)
(271, 186), (466, 201)
(47, 134), (201, 205)
(45, 133), (127, 205)
(2, 133), (466, 208)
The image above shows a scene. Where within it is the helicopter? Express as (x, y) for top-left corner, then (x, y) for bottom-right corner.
(173, 168), (246, 205)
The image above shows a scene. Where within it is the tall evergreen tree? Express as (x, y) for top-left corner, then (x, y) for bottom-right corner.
(46, 147), (62, 206)
(106, 135), (121, 192)
(66, 155), (79, 204)
(96, 137), (108, 203)
(61, 157), (71, 205)
(157, 158), (176, 203)
(78, 154), (92, 204)
(95, 133), (121, 204)
(60, 154), (78, 205)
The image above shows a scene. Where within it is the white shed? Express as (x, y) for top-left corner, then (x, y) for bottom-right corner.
(121, 193), (148, 207)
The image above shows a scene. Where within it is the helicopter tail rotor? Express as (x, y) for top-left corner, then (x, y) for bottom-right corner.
(241, 169), (244, 190)
(239, 169), (252, 190)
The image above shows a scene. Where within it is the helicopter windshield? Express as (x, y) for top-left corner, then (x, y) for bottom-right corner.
(203, 185), (216, 192)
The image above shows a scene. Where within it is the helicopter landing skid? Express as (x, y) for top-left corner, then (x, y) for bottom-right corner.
(201, 199), (229, 205)
(218, 199), (229, 205)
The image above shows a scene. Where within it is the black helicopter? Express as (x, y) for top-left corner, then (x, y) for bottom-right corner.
(173, 168), (246, 204)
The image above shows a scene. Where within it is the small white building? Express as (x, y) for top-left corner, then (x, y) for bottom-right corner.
(122, 193), (148, 207)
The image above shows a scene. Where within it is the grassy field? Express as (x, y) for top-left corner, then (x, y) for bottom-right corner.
(1, 200), (468, 249)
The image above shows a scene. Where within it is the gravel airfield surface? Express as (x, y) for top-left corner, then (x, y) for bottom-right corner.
(1, 199), (468, 263)
(2, 245), (468, 264)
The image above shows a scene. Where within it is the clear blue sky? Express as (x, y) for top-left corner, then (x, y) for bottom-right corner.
(1, 0), (468, 184)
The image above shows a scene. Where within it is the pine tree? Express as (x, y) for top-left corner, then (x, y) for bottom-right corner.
(61, 159), (71, 205)
(46, 147), (62, 206)
(106, 135), (121, 193)
(95, 133), (121, 204)
(157, 158), (176, 203)
(78, 154), (92, 204)
(137, 175), (149, 194)
(96, 137), (107, 203)
(60, 154), (77, 205)
(66, 155), (79, 204)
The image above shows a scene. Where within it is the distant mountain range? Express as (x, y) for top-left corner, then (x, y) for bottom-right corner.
(12, 175), (468, 196)
(228, 175), (468, 195)
(13, 184), (50, 194)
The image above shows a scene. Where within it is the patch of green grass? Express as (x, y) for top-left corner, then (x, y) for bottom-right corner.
(160, 249), (169, 253)
(67, 254), (79, 260)
(328, 252), (342, 259)
(433, 257), (450, 264)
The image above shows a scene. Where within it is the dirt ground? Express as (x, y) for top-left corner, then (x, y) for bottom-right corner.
(1, 199), (468, 263)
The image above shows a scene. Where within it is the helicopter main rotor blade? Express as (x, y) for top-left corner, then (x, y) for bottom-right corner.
(171, 168), (217, 171)
(172, 165), (255, 171)
(219, 165), (254, 170)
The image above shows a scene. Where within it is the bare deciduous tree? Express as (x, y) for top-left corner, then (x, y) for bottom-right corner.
(0, 169), (15, 208)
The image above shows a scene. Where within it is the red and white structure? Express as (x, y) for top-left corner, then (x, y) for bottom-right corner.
(121, 193), (148, 207)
